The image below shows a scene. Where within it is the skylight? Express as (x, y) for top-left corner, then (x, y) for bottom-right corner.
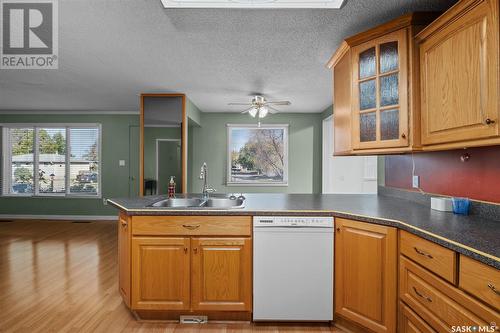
(160, 0), (346, 9)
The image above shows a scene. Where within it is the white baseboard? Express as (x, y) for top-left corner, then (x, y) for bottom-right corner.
(0, 214), (117, 221)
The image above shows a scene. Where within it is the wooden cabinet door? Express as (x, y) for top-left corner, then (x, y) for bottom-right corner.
(335, 218), (397, 333)
(118, 213), (131, 307)
(131, 237), (190, 310)
(419, 0), (499, 145)
(351, 29), (409, 150)
(191, 237), (251, 312)
(399, 302), (436, 333)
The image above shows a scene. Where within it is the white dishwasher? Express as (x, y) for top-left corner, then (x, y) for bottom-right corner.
(253, 216), (334, 321)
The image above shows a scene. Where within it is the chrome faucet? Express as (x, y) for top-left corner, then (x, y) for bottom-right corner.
(199, 162), (215, 200)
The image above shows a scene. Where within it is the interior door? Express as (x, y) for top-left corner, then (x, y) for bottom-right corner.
(131, 237), (190, 310)
(156, 140), (181, 194)
(128, 125), (139, 197)
(191, 237), (252, 312)
(322, 116), (377, 194)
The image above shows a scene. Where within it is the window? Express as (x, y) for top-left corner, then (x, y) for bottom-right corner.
(227, 124), (288, 186)
(2, 124), (101, 197)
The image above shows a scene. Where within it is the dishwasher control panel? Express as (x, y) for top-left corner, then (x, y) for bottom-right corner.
(253, 216), (333, 227)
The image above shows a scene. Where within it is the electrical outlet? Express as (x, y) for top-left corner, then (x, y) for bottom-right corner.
(119, 160), (126, 167)
(412, 175), (420, 188)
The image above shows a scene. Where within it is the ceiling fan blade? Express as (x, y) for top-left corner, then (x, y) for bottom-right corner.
(228, 102), (253, 106)
(265, 101), (291, 106)
(267, 106), (281, 114)
(240, 106), (255, 114)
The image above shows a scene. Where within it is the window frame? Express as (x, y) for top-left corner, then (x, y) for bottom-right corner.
(1, 123), (102, 198)
(226, 123), (289, 187)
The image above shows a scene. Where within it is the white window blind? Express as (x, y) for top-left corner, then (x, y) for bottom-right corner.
(1, 124), (101, 197)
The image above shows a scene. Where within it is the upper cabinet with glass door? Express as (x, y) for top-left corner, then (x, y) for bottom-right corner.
(352, 30), (408, 150)
(327, 13), (439, 155)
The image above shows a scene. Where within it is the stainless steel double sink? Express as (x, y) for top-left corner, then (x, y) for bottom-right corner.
(149, 196), (245, 209)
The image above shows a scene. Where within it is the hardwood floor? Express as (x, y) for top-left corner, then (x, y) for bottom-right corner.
(0, 220), (344, 333)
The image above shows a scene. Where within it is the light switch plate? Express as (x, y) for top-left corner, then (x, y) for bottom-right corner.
(119, 160), (126, 167)
(412, 175), (420, 188)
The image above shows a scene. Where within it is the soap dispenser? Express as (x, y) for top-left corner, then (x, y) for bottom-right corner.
(168, 176), (176, 198)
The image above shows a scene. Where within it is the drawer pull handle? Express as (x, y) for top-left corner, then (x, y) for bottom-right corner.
(193, 248), (198, 254)
(414, 247), (433, 259)
(488, 283), (500, 296)
(182, 224), (200, 230)
(120, 220), (127, 227)
(413, 287), (432, 302)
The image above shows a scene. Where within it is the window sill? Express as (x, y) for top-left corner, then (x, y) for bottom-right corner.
(1, 194), (102, 199)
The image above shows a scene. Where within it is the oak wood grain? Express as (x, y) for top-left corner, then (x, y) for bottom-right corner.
(400, 230), (457, 284)
(335, 218), (397, 333)
(131, 216), (252, 237)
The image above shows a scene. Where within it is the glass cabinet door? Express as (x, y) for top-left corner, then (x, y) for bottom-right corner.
(352, 30), (408, 150)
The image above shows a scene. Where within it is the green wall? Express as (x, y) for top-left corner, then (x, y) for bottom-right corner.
(188, 112), (323, 194)
(143, 127), (181, 180)
(0, 114), (139, 216)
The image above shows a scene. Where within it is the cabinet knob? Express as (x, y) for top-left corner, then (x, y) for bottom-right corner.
(485, 118), (496, 125)
(120, 220), (127, 227)
(184, 247), (188, 254)
(336, 227), (341, 232)
(193, 248), (198, 254)
(401, 133), (406, 139)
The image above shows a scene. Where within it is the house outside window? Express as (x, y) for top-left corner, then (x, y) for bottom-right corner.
(1, 124), (101, 197)
(227, 124), (288, 186)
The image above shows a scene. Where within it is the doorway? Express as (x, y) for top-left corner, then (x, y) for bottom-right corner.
(156, 139), (182, 195)
(322, 116), (377, 194)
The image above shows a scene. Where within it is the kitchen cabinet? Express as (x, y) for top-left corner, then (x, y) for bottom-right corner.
(459, 255), (500, 312)
(351, 29), (409, 151)
(118, 213), (131, 307)
(400, 232), (500, 333)
(131, 237), (191, 310)
(191, 238), (252, 312)
(328, 13), (437, 155)
(334, 218), (397, 333)
(399, 302), (436, 333)
(122, 215), (252, 317)
(417, 0), (500, 149)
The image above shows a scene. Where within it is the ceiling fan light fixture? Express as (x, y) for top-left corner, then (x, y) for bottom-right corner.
(249, 108), (258, 118)
(259, 106), (268, 118)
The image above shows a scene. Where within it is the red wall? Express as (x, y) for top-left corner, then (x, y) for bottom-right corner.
(384, 146), (500, 203)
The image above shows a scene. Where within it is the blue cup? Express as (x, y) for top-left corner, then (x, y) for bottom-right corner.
(452, 197), (470, 215)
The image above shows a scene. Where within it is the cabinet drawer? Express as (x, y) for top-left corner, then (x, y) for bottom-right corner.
(460, 255), (500, 311)
(400, 231), (456, 283)
(131, 216), (251, 236)
(399, 302), (436, 333)
(400, 256), (499, 333)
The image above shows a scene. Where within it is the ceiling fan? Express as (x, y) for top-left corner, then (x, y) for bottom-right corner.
(228, 95), (291, 118)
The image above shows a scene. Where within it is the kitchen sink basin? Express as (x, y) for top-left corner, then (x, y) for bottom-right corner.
(150, 198), (205, 208)
(204, 197), (245, 209)
(149, 196), (245, 209)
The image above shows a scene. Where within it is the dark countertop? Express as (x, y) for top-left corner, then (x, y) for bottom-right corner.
(108, 193), (500, 269)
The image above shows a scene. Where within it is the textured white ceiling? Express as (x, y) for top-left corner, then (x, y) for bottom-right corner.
(0, 0), (456, 113)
